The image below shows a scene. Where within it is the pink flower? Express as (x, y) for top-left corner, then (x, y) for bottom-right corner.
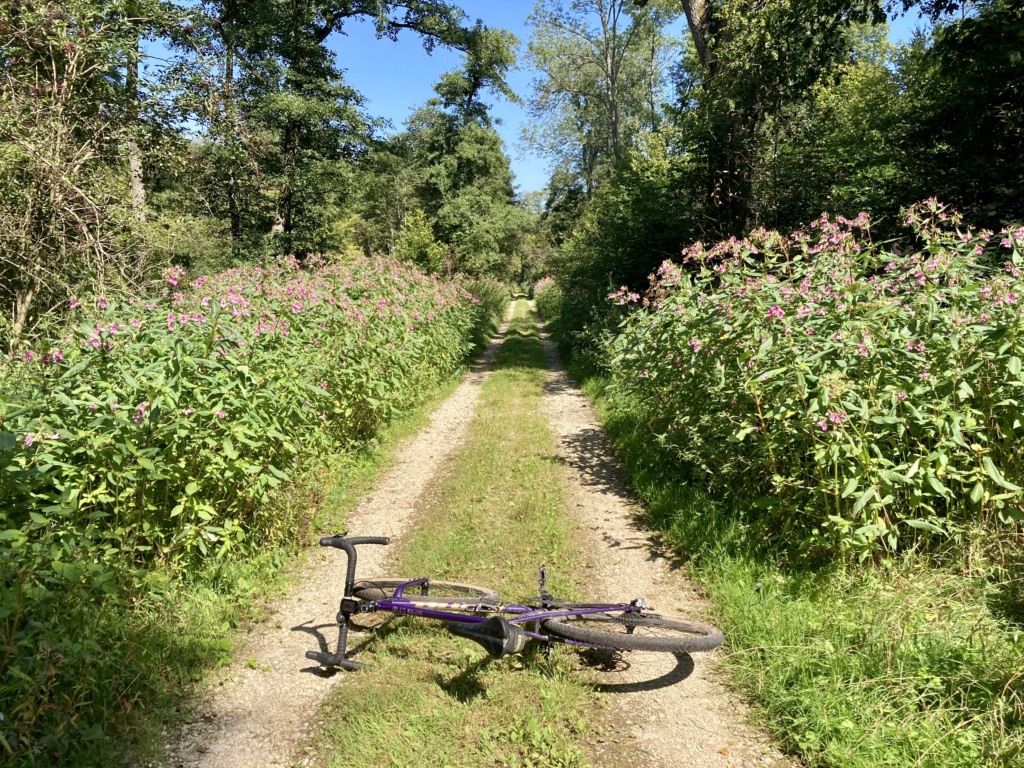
(897, 391), (906, 402)
(89, 402), (98, 412)
(767, 305), (784, 320)
(111, 401), (119, 411)
(69, 299), (80, 309)
(216, 410), (226, 419)
(134, 402), (148, 425)
(23, 350), (34, 362)
(858, 344), (869, 357)
(805, 327), (815, 335)
(98, 299), (107, 310)
(130, 317), (141, 327)
(689, 338), (702, 353)
(817, 420), (829, 432)
(183, 408), (195, 416)
(24, 434), (34, 447)
(321, 382), (328, 390)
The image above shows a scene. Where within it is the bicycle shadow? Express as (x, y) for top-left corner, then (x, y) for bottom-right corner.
(576, 649), (695, 693)
(434, 658), (491, 702)
(291, 619), (393, 676)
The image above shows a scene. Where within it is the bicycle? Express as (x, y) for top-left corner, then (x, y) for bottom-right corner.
(303, 534), (724, 671)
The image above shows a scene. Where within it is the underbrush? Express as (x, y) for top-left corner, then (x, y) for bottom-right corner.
(573, 367), (1024, 767)
(0, 256), (495, 765)
(465, 276), (511, 349)
(610, 203), (1024, 558)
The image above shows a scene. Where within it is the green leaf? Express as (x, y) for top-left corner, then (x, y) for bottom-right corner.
(970, 481), (985, 503)
(903, 518), (945, 534)
(0, 431), (16, 451)
(841, 476), (858, 498)
(852, 487), (875, 514)
(926, 474), (950, 497)
(29, 512), (49, 525)
(983, 457), (1021, 491)
(185, 481), (200, 496)
(138, 457), (156, 471)
(1010, 357), (1022, 376)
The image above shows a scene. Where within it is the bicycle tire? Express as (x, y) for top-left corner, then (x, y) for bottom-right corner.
(351, 578), (499, 605)
(542, 612), (723, 653)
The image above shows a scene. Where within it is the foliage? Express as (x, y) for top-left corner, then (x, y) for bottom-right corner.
(0, 256), (484, 762)
(464, 276), (511, 349)
(532, 276), (563, 323)
(524, 0), (681, 195)
(609, 202), (1024, 558)
(0, 0), (155, 343)
(579, 367), (1024, 768)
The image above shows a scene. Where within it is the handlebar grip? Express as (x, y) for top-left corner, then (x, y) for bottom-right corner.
(318, 535), (390, 548)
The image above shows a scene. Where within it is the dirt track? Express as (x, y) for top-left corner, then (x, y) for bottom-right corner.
(161, 303), (786, 767)
(537, 320), (790, 768)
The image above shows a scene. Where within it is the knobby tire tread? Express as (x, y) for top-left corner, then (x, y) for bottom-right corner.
(542, 613), (723, 653)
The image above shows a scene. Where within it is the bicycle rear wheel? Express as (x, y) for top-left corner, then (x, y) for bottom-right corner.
(352, 578), (498, 605)
(542, 612), (723, 653)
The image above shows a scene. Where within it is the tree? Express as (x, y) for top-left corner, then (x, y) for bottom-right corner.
(524, 0), (680, 197)
(0, 1), (154, 343)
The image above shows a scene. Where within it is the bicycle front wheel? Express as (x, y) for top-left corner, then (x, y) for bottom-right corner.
(352, 579), (498, 606)
(542, 613), (723, 653)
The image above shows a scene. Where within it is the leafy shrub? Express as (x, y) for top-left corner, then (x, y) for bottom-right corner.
(533, 277), (563, 322)
(610, 201), (1024, 557)
(0, 255), (482, 761)
(465, 277), (510, 347)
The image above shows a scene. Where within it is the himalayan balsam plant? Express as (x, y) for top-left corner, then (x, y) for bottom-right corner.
(610, 201), (1024, 558)
(1, 255), (483, 571)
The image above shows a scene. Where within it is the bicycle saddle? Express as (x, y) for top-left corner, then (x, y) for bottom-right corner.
(447, 616), (526, 659)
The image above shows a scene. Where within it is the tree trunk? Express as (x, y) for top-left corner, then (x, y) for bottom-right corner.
(11, 276), (39, 342)
(222, 5), (242, 241)
(679, 0), (714, 71)
(126, 32), (146, 222)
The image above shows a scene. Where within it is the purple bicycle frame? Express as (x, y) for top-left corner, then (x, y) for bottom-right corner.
(380, 577), (638, 645)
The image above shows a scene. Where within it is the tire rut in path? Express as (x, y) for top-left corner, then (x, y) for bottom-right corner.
(160, 308), (513, 768)
(537, 325), (792, 768)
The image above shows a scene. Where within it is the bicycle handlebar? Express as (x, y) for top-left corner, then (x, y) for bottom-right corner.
(319, 535), (390, 548)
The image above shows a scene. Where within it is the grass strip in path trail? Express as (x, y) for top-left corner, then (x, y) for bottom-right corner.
(309, 300), (603, 768)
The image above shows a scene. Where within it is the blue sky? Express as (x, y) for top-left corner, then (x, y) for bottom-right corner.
(332, 2), (931, 196)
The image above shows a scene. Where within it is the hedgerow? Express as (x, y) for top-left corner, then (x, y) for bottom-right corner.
(533, 276), (563, 323)
(0, 255), (486, 761)
(610, 201), (1024, 558)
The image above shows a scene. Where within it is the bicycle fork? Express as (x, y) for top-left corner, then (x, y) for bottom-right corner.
(305, 534), (390, 671)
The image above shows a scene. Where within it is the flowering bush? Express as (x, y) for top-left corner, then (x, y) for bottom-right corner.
(533, 276), (563, 322)
(0, 255), (485, 755)
(2, 255), (480, 563)
(610, 201), (1024, 556)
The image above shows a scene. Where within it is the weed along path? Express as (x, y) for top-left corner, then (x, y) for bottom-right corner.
(537, 314), (787, 768)
(161, 306), (514, 768)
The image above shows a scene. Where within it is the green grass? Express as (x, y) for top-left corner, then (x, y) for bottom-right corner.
(310, 300), (605, 768)
(569, 365), (1024, 768)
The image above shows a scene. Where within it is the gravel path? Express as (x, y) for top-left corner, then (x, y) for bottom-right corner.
(536, 323), (791, 768)
(160, 308), (513, 768)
